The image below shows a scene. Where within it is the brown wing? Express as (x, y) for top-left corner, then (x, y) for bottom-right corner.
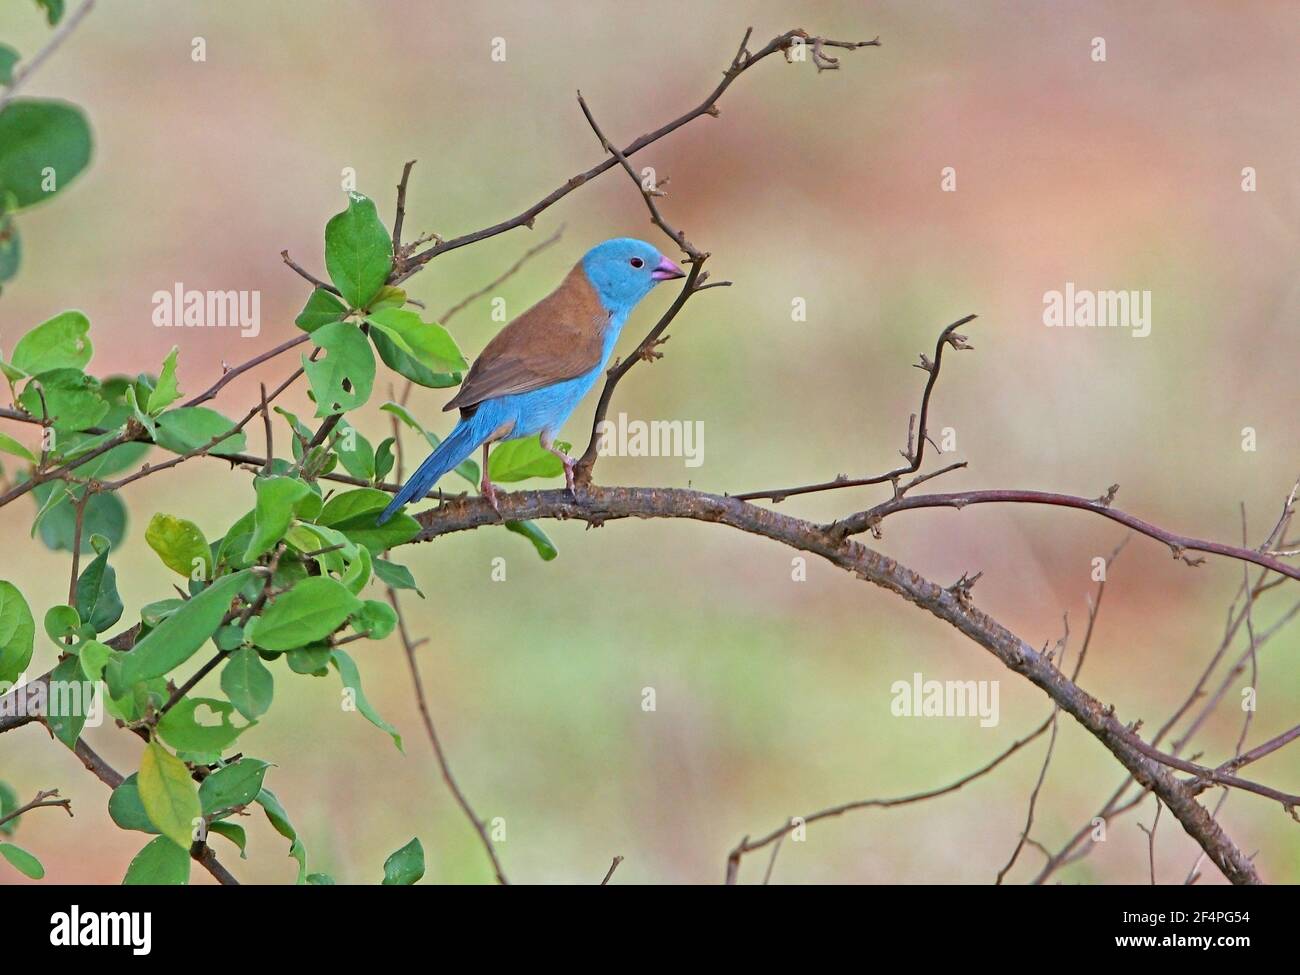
(444, 263), (611, 412)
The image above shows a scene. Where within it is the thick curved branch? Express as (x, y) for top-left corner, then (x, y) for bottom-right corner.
(404, 484), (1268, 883)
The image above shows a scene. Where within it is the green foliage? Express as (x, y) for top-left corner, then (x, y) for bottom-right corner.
(0, 100), (92, 209)
(220, 648), (273, 720)
(381, 837), (425, 885)
(0, 46), (18, 86)
(153, 406), (246, 456)
(373, 557), (424, 596)
(304, 320), (375, 417)
(0, 581), (35, 686)
(74, 536), (123, 633)
(116, 571), (251, 685)
(107, 774), (159, 835)
(247, 576), (361, 651)
(199, 759), (270, 814)
(144, 513), (212, 580)
(295, 287), (347, 332)
(137, 739), (201, 851)
(31, 482), (126, 552)
(0, 157), (575, 883)
(332, 648), (401, 750)
(36, 0), (66, 26)
(18, 369), (107, 432)
(365, 308), (466, 374)
(489, 437), (568, 482)
(4, 310), (92, 379)
(324, 192), (392, 309)
(0, 841), (44, 879)
(122, 835), (190, 885)
(156, 698), (249, 756)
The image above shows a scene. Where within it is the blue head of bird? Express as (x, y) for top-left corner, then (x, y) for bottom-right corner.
(581, 238), (685, 314)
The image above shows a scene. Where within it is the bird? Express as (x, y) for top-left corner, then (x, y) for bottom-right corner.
(376, 238), (686, 525)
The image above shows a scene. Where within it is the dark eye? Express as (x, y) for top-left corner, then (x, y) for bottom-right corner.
(629, 257), (644, 268)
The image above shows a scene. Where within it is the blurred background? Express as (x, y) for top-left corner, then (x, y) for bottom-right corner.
(1, 0), (1297, 884)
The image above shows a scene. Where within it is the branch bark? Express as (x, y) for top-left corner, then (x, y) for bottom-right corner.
(406, 485), (1266, 884)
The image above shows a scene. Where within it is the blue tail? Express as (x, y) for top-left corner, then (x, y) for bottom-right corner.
(377, 412), (490, 524)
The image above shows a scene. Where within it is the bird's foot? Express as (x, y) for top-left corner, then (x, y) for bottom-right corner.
(481, 478), (503, 519)
(562, 458), (579, 501)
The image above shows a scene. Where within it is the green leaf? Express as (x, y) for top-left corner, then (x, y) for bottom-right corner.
(294, 287), (347, 333)
(0, 46), (18, 87)
(247, 576), (361, 652)
(370, 327), (461, 389)
(74, 541), (122, 634)
(368, 285), (405, 311)
(381, 837), (424, 885)
(365, 308), (466, 373)
(208, 821), (247, 858)
(118, 571), (251, 685)
(145, 346), (182, 413)
(381, 401), (478, 485)
(198, 758), (270, 814)
(332, 648), (402, 750)
(30, 482), (125, 553)
(123, 835), (190, 885)
(244, 475), (312, 562)
(44, 653), (89, 748)
(315, 486), (421, 552)
(374, 436), (395, 481)
(0, 581), (35, 686)
(0, 430), (35, 463)
(307, 871), (334, 884)
(145, 513), (212, 581)
(35, 0), (65, 27)
(153, 406), (246, 457)
(340, 543), (372, 595)
(220, 648), (273, 720)
(332, 420), (374, 481)
(7, 310), (90, 377)
(0, 210), (19, 286)
(0, 100), (92, 209)
(286, 643), (331, 675)
(506, 520), (558, 561)
(351, 599), (396, 640)
(489, 437), (568, 482)
(0, 841), (44, 879)
(107, 773), (159, 834)
(256, 788), (307, 884)
(77, 638), (111, 681)
(0, 782), (17, 835)
(373, 558), (424, 597)
(156, 697), (248, 755)
(324, 192), (392, 309)
(42, 604), (79, 642)
(18, 368), (108, 431)
(138, 739), (201, 851)
(303, 321), (375, 418)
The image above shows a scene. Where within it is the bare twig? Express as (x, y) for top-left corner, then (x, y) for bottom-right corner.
(0, 0), (96, 111)
(735, 316), (976, 503)
(0, 788), (72, 829)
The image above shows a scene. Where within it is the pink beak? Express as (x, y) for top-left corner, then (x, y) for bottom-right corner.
(651, 255), (686, 281)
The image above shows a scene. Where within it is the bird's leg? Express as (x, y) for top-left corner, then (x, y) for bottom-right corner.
(480, 442), (502, 517)
(540, 433), (577, 499)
